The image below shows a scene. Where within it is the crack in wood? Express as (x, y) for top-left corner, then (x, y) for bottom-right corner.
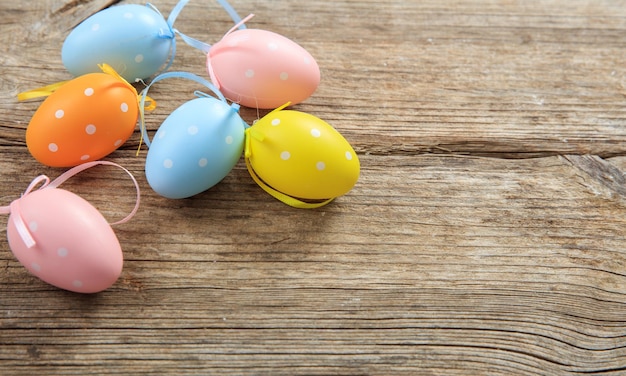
(562, 155), (626, 199)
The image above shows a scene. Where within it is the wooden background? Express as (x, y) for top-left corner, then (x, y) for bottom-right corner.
(2, 0), (626, 374)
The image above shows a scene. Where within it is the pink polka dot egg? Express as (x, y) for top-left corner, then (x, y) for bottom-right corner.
(207, 24), (321, 109)
(24, 65), (140, 167)
(1, 162), (139, 293)
(245, 103), (360, 206)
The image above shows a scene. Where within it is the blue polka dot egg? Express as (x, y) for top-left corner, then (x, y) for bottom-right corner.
(245, 103), (360, 207)
(144, 88), (246, 200)
(62, 3), (175, 82)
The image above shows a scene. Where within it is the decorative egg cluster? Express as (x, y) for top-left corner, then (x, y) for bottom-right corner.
(8, 0), (359, 293)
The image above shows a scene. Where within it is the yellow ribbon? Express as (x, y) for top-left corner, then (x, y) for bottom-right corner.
(17, 64), (157, 112)
(97, 64), (157, 112)
(244, 127), (334, 209)
(17, 80), (69, 101)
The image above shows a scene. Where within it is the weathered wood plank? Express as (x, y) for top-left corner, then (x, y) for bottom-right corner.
(1, 151), (626, 374)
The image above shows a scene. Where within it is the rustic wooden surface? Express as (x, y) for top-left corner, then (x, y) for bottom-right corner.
(2, 0), (626, 374)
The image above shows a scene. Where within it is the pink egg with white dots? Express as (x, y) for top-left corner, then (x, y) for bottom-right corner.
(207, 28), (320, 109)
(6, 188), (123, 293)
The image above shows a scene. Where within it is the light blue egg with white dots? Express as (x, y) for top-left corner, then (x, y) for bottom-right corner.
(62, 4), (174, 82)
(145, 96), (246, 199)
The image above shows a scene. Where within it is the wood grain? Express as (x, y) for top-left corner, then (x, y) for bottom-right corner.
(2, 0), (626, 375)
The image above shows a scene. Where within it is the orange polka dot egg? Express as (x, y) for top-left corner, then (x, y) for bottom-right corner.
(24, 65), (140, 167)
(245, 104), (360, 206)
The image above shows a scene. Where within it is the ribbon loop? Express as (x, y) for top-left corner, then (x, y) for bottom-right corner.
(0, 161), (141, 248)
(47, 161), (141, 225)
(22, 175), (51, 196)
(174, 0), (248, 53)
(137, 71), (229, 151)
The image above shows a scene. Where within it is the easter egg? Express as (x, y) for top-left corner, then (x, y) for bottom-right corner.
(62, 4), (173, 82)
(25, 72), (139, 167)
(6, 188), (123, 293)
(145, 97), (246, 199)
(245, 108), (359, 200)
(207, 28), (320, 109)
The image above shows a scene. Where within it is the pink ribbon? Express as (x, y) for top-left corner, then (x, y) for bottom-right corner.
(0, 161), (140, 249)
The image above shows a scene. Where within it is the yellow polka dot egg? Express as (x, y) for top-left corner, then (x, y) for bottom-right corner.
(245, 104), (359, 206)
(24, 66), (140, 167)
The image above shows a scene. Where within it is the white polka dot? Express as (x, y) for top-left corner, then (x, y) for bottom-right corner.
(57, 247), (69, 258)
(135, 54), (144, 63)
(158, 130), (166, 139)
(120, 102), (129, 112)
(85, 124), (96, 135)
(72, 280), (83, 288)
(310, 128), (321, 138)
(124, 12), (133, 19)
(316, 161), (326, 171)
(114, 139), (123, 147)
(280, 151), (291, 160)
(84, 87), (94, 96)
(48, 143), (58, 152)
(280, 72), (289, 81)
(31, 262), (41, 272)
(163, 159), (173, 169)
(345, 151), (353, 160)
(187, 126), (198, 135)
(245, 69), (255, 78)
(198, 158), (208, 167)
(225, 135), (233, 144)
(91, 23), (100, 31)
(304, 56), (311, 65)
(271, 118), (280, 126)
(268, 42), (278, 51)
(29, 221), (38, 232)
(55, 109), (64, 119)
(80, 154), (90, 161)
